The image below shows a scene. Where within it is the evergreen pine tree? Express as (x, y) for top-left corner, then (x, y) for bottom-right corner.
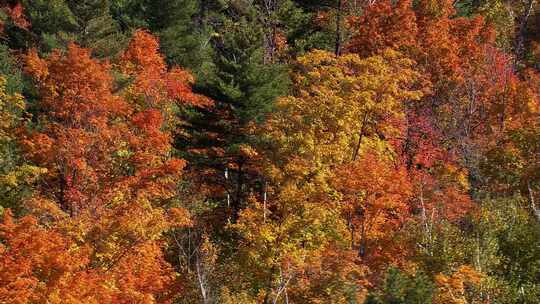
(177, 4), (289, 220)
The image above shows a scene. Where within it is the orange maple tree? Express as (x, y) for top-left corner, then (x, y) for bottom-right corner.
(0, 30), (208, 302)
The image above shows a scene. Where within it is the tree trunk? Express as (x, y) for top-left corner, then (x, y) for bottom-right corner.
(232, 160), (244, 221)
(352, 114), (369, 161)
(263, 0), (279, 64)
(527, 181), (540, 221)
(514, 0), (535, 68)
(335, 0), (343, 56)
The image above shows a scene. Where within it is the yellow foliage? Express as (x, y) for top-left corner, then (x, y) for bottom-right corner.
(0, 76), (25, 140)
(263, 49), (422, 186)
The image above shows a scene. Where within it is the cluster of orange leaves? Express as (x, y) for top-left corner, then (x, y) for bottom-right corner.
(0, 31), (209, 303)
(119, 30), (212, 108)
(0, 210), (177, 304)
(434, 266), (483, 304)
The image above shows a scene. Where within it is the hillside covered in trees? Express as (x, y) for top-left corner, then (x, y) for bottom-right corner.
(1, 1), (540, 303)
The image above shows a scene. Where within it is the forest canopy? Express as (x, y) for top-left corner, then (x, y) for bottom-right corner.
(1, 1), (540, 303)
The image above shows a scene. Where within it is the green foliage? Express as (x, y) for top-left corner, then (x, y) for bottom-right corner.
(7, 0), (126, 56)
(494, 201), (540, 302)
(175, 4), (290, 220)
(0, 77), (43, 214)
(422, 197), (540, 304)
(201, 16), (289, 124)
(110, 0), (215, 69)
(292, 0), (342, 52)
(67, 0), (127, 57)
(0, 44), (23, 94)
(365, 268), (434, 304)
(453, 0), (480, 17)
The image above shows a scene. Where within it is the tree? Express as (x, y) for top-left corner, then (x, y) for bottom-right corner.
(177, 8), (289, 221)
(333, 153), (412, 270)
(247, 48), (422, 293)
(346, 0), (528, 221)
(261, 49), (421, 182)
(5, 0), (127, 57)
(230, 195), (362, 303)
(6, 31), (205, 302)
(347, 0), (417, 58)
(110, 0), (214, 69)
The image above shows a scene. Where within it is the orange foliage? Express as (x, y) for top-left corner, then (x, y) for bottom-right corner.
(347, 0), (526, 224)
(119, 30), (212, 108)
(348, 0), (494, 84)
(22, 44), (130, 214)
(0, 210), (178, 304)
(22, 36), (189, 215)
(333, 152), (413, 270)
(9, 31), (201, 302)
(347, 0), (417, 58)
(289, 246), (367, 303)
(434, 265), (483, 304)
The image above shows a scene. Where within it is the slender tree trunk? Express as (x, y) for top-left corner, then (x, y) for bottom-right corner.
(527, 181), (540, 221)
(58, 164), (73, 216)
(225, 168), (230, 208)
(273, 267), (292, 304)
(348, 211), (355, 250)
(196, 255), (209, 304)
(352, 114), (369, 161)
(419, 187), (433, 256)
(263, 0), (279, 64)
(514, 0), (535, 68)
(263, 180), (268, 222)
(335, 0), (343, 56)
(358, 215), (366, 257)
(233, 161), (244, 221)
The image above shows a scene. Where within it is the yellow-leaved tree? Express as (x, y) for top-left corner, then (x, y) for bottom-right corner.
(228, 49), (422, 302)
